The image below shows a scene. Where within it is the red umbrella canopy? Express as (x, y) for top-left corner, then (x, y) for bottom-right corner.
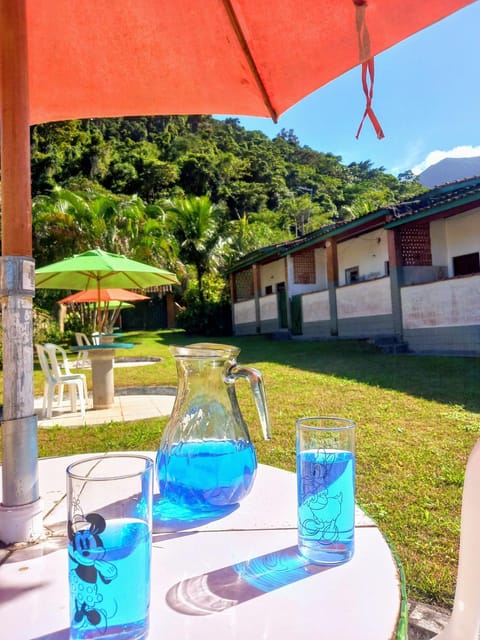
(58, 288), (150, 305)
(23, 0), (475, 125)
(0, 0), (477, 545)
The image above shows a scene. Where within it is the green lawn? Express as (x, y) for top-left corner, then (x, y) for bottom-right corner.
(5, 329), (480, 608)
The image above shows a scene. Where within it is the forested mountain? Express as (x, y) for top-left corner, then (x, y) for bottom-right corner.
(28, 115), (426, 331)
(31, 115), (424, 244)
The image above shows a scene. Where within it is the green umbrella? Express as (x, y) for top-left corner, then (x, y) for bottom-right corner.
(36, 248), (178, 331)
(87, 300), (135, 310)
(36, 248), (178, 290)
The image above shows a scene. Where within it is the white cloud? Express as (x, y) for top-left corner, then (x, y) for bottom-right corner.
(412, 145), (480, 175)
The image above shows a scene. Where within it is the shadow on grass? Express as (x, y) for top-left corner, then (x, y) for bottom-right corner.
(154, 331), (480, 414)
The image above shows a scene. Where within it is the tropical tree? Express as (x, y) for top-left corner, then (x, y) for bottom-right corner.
(163, 195), (227, 303)
(32, 186), (99, 265)
(32, 186), (174, 268)
(226, 212), (289, 264)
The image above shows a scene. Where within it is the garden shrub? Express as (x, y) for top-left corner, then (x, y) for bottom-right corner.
(176, 298), (232, 336)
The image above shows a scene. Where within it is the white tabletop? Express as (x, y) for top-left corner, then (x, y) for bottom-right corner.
(0, 452), (405, 639)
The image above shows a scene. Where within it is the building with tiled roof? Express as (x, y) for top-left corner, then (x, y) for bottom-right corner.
(227, 177), (480, 355)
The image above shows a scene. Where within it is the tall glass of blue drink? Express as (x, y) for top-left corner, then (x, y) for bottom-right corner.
(296, 417), (355, 565)
(66, 454), (153, 640)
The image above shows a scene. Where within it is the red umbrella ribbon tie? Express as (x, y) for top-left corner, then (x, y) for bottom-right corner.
(354, 0), (385, 140)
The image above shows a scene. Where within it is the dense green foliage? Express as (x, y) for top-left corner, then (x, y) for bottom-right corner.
(27, 115), (426, 323)
(31, 115), (424, 225)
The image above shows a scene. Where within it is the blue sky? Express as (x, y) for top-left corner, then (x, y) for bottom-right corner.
(218, 1), (480, 178)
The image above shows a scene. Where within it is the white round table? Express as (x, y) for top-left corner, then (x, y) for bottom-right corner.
(0, 453), (406, 639)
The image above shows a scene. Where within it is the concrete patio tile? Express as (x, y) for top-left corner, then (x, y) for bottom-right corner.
(34, 391), (175, 428)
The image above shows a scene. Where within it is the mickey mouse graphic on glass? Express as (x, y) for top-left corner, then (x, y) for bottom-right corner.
(66, 454), (153, 640)
(296, 417), (356, 565)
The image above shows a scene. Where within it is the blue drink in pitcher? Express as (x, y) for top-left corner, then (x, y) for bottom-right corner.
(69, 518), (150, 640)
(296, 418), (356, 565)
(156, 343), (271, 515)
(157, 438), (257, 511)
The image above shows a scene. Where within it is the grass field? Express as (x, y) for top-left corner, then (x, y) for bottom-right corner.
(5, 329), (480, 608)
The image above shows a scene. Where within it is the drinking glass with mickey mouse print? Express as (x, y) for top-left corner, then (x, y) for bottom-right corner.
(66, 454), (153, 639)
(296, 417), (356, 565)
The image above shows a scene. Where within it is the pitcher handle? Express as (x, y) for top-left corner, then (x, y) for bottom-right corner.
(228, 365), (271, 440)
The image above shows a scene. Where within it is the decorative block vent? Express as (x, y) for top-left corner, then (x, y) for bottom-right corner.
(399, 222), (432, 266)
(234, 268), (254, 301)
(294, 249), (316, 284)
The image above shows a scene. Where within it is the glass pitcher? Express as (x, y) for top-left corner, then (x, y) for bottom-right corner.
(156, 343), (271, 513)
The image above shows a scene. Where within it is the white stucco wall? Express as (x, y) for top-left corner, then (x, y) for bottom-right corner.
(259, 294), (278, 320)
(430, 218), (448, 266)
(233, 299), (256, 324)
(302, 289), (330, 322)
(430, 208), (480, 277)
(336, 277), (392, 319)
(315, 247), (328, 290)
(402, 274), (480, 328)
(337, 229), (389, 285)
(260, 259), (286, 294)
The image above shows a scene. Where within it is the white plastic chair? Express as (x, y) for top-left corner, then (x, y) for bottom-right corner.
(45, 342), (89, 416)
(74, 332), (91, 368)
(433, 438), (480, 640)
(36, 343), (88, 418)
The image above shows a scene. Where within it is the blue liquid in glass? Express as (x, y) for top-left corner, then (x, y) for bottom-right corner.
(69, 519), (150, 640)
(157, 439), (256, 510)
(297, 449), (355, 564)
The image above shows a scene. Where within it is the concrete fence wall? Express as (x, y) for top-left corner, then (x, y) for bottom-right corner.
(232, 274), (480, 354)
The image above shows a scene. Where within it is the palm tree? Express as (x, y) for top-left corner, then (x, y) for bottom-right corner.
(163, 195), (226, 303)
(33, 186), (174, 268)
(32, 187), (99, 264)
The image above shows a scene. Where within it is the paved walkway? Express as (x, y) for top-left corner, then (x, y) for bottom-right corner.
(35, 385), (176, 427)
(408, 600), (450, 639)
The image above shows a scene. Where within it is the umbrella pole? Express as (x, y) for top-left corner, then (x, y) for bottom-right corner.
(0, 1), (43, 544)
(111, 304), (122, 328)
(96, 280), (103, 333)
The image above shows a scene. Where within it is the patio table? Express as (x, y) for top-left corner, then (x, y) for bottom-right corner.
(0, 454), (407, 639)
(91, 331), (126, 344)
(70, 343), (134, 409)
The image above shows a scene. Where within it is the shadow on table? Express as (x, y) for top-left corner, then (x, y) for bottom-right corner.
(1, 536), (67, 564)
(32, 629), (69, 639)
(166, 545), (332, 615)
(153, 494), (239, 533)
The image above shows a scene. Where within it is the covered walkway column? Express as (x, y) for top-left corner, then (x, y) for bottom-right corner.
(326, 239), (339, 336)
(386, 227), (404, 339)
(0, 0), (43, 544)
(252, 264), (261, 333)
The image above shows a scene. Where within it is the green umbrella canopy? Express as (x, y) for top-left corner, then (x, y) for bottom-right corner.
(85, 300), (135, 310)
(35, 248), (178, 290)
(36, 248), (177, 332)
